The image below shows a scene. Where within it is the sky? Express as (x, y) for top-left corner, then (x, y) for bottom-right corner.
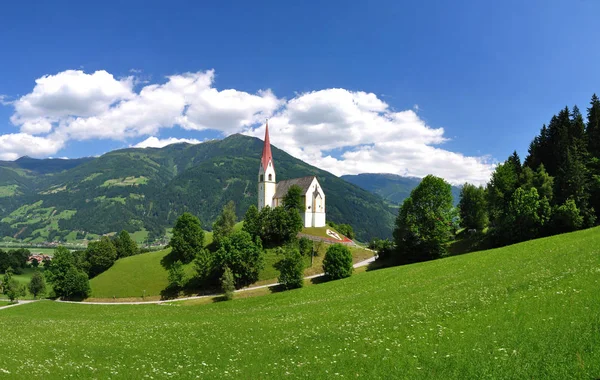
(1, 0), (600, 185)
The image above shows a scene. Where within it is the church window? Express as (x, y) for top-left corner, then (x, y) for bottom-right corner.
(260, 175), (264, 182)
(268, 174), (272, 181)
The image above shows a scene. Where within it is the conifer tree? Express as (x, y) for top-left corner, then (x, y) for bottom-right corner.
(587, 94), (600, 158)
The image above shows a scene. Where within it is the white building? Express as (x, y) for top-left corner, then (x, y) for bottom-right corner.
(257, 122), (326, 228)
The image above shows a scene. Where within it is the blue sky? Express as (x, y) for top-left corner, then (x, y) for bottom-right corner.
(1, 0), (599, 184)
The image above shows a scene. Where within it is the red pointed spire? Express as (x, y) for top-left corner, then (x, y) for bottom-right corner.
(261, 120), (274, 170)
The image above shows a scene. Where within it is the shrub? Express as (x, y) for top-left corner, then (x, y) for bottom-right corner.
(275, 247), (304, 290)
(323, 244), (353, 280)
(221, 266), (235, 301)
(298, 237), (313, 256)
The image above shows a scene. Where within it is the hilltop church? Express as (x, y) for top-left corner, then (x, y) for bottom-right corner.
(258, 122), (326, 228)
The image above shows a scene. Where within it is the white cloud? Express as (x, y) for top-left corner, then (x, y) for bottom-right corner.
(1, 69), (495, 184)
(132, 136), (202, 149)
(244, 89), (493, 185)
(0, 133), (65, 161)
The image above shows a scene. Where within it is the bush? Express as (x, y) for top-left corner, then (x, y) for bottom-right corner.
(275, 247), (304, 290)
(323, 244), (353, 280)
(221, 266), (235, 301)
(298, 237), (313, 256)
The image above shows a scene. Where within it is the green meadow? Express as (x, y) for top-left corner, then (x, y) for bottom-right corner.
(1, 227), (599, 379)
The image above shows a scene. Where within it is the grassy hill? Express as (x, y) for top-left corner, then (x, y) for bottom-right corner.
(0, 135), (395, 243)
(89, 241), (374, 300)
(2, 227), (599, 378)
(342, 173), (462, 206)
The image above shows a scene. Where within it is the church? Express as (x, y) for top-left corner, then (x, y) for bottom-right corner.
(257, 122), (326, 228)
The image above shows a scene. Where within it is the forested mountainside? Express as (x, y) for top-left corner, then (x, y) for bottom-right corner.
(0, 134), (396, 243)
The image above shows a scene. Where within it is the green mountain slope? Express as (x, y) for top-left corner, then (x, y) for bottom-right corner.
(0, 135), (395, 242)
(342, 173), (462, 206)
(2, 227), (599, 378)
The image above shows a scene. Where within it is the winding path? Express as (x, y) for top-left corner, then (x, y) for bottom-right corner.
(56, 256), (377, 306)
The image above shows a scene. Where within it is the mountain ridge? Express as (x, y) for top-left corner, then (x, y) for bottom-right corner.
(0, 135), (396, 243)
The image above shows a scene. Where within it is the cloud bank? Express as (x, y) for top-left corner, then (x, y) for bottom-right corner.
(0, 69), (494, 184)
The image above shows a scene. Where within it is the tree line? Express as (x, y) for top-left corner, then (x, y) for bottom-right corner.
(384, 94), (600, 264)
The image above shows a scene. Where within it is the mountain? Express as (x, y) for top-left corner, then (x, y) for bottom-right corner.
(0, 135), (396, 243)
(341, 173), (462, 206)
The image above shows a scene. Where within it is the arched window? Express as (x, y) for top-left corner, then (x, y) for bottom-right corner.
(268, 174), (272, 181)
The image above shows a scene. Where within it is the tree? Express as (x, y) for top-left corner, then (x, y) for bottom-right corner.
(258, 206), (303, 245)
(550, 199), (584, 234)
(486, 156), (521, 225)
(193, 248), (213, 285)
(2, 268), (26, 302)
(214, 230), (264, 288)
(31, 258), (39, 268)
(86, 237), (117, 278)
(61, 266), (91, 299)
(46, 246), (91, 299)
(323, 244), (353, 280)
(28, 270), (46, 299)
(213, 201), (237, 246)
(283, 185), (305, 212)
(587, 94), (600, 158)
(497, 187), (550, 244)
(394, 175), (455, 263)
(298, 237), (313, 256)
(330, 222), (355, 240)
(113, 230), (139, 258)
(170, 212), (205, 263)
(458, 183), (488, 230)
(167, 260), (186, 291)
(275, 247), (304, 290)
(242, 205), (260, 239)
(220, 266), (235, 301)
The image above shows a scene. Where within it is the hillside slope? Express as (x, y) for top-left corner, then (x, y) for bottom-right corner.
(0, 135), (396, 242)
(342, 173), (462, 205)
(2, 227), (599, 378)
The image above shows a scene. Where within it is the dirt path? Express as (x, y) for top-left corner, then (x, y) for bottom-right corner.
(0, 300), (39, 311)
(57, 256), (377, 306)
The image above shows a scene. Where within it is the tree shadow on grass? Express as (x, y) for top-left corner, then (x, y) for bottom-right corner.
(309, 275), (329, 285)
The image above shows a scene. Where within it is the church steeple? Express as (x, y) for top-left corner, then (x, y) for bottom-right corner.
(261, 120), (274, 170)
(258, 120), (277, 211)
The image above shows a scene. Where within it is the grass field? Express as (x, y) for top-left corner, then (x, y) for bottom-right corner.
(1, 227), (599, 378)
(0, 301), (11, 307)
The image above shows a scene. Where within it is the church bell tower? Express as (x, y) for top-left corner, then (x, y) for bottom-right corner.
(258, 121), (276, 211)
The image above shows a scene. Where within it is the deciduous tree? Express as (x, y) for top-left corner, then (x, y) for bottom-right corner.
(170, 212), (205, 263)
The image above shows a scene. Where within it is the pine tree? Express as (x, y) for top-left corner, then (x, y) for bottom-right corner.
(587, 94), (600, 158)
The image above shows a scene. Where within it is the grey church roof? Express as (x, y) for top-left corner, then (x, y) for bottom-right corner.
(274, 176), (316, 199)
